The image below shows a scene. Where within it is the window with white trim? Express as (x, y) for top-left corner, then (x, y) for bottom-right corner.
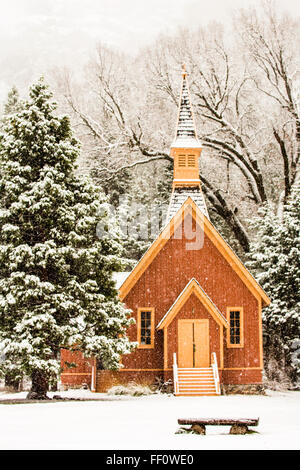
(226, 308), (244, 348)
(137, 308), (155, 348)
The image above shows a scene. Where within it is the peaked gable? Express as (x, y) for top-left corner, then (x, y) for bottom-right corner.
(157, 278), (228, 330)
(119, 198), (271, 307)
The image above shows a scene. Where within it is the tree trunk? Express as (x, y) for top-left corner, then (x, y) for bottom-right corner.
(27, 370), (49, 400)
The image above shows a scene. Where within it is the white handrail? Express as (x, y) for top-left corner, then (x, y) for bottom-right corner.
(173, 352), (179, 395)
(91, 362), (96, 392)
(211, 352), (221, 395)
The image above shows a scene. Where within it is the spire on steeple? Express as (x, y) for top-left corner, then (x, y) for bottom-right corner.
(176, 64), (197, 140)
(171, 65), (201, 150)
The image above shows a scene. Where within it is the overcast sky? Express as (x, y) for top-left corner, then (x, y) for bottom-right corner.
(0, 0), (299, 102)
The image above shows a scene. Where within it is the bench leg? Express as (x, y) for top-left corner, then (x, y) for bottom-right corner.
(191, 424), (206, 435)
(229, 424), (248, 435)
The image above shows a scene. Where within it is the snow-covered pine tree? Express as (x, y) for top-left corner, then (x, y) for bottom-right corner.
(247, 185), (300, 384)
(0, 78), (135, 399)
(3, 86), (22, 117)
(0, 86), (24, 391)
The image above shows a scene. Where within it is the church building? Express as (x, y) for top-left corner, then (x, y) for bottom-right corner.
(61, 67), (270, 395)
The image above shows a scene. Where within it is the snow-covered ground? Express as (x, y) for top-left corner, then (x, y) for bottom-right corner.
(0, 389), (299, 450)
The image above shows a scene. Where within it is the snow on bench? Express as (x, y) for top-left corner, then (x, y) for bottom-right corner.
(177, 417), (259, 435)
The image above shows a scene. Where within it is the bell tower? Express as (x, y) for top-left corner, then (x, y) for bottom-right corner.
(170, 65), (202, 190)
(167, 65), (209, 222)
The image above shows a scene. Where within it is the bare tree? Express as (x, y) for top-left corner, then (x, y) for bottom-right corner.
(142, 28), (270, 250)
(238, 0), (300, 207)
(51, 3), (299, 254)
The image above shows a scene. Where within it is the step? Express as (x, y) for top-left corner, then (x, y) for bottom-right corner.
(178, 376), (214, 379)
(179, 380), (214, 383)
(179, 382), (215, 386)
(179, 378), (215, 382)
(178, 389), (216, 395)
(178, 372), (213, 375)
(178, 371), (213, 375)
(179, 383), (216, 388)
(178, 385), (216, 390)
(179, 391), (216, 395)
(178, 371), (213, 373)
(177, 389), (217, 395)
(178, 377), (214, 381)
(178, 374), (214, 378)
(178, 370), (213, 374)
(178, 370), (212, 373)
(176, 392), (217, 396)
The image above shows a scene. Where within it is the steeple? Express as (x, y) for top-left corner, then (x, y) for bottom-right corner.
(170, 65), (202, 190)
(167, 65), (209, 222)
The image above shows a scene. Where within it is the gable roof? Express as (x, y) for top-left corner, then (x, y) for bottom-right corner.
(157, 278), (228, 330)
(119, 198), (271, 307)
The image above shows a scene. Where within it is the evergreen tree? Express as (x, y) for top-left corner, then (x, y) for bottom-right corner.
(0, 78), (135, 399)
(3, 86), (22, 116)
(1, 85), (24, 390)
(247, 185), (300, 383)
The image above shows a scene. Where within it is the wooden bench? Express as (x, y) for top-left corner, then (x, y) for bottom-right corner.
(178, 417), (259, 435)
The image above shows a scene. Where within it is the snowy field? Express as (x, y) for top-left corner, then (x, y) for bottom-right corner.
(0, 389), (299, 450)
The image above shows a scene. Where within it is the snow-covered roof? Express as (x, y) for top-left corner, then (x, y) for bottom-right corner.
(166, 186), (209, 223)
(170, 136), (202, 149)
(112, 272), (131, 289)
(176, 74), (196, 139)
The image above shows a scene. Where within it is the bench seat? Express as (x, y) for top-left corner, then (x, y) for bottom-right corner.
(178, 417), (259, 426)
(177, 417), (259, 435)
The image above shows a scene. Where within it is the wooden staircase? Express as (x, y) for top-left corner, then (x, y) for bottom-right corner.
(176, 367), (217, 396)
(173, 353), (221, 396)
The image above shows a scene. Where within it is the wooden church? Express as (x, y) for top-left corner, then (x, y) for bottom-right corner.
(61, 67), (270, 396)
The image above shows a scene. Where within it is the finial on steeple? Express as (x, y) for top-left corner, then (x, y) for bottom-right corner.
(182, 63), (187, 78)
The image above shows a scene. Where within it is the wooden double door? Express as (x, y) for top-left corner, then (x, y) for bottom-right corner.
(178, 319), (209, 368)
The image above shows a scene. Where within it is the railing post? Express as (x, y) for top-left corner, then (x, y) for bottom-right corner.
(91, 359), (96, 392)
(173, 353), (179, 395)
(211, 352), (221, 395)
